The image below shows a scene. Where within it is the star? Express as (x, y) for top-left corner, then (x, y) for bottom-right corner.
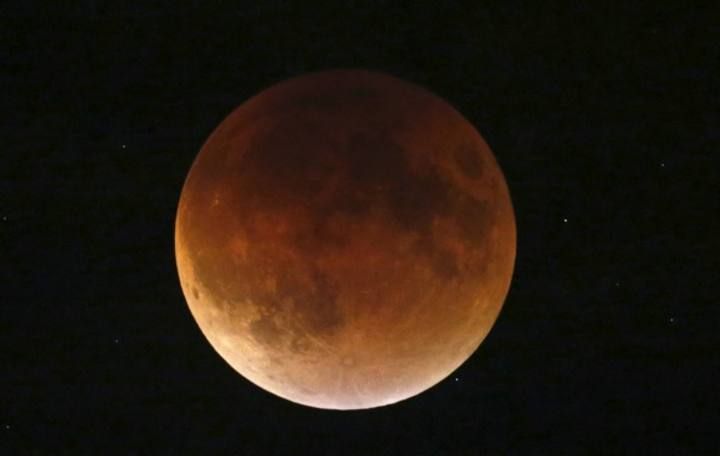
(660, 162), (665, 168)
(563, 218), (568, 223)
(114, 338), (120, 344)
(669, 317), (675, 324)
(454, 377), (459, 382)
(121, 144), (127, 149)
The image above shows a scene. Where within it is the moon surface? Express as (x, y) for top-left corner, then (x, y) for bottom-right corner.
(175, 69), (516, 410)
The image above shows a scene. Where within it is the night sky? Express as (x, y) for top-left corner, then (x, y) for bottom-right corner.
(3, 2), (718, 453)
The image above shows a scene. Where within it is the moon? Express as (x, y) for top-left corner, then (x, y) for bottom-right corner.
(175, 69), (516, 410)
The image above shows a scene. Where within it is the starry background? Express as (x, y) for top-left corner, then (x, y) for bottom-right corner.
(3, 1), (718, 454)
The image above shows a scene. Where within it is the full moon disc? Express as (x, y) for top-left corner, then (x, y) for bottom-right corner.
(175, 69), (516, 410)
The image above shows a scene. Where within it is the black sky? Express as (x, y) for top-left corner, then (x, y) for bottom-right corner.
(3, 2), (718, 453)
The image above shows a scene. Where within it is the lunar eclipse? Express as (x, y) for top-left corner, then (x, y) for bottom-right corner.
(175, 69), (516, 410)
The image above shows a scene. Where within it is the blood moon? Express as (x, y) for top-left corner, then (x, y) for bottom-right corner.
(175, 69), (516, 410)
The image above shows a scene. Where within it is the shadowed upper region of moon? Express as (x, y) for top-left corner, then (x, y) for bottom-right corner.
(175, 69), (516, 410)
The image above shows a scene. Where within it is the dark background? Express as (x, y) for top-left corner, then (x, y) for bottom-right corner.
(3, 1), (718, 453)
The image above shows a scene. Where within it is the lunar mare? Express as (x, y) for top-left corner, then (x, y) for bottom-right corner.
(175, 69), (516, 409)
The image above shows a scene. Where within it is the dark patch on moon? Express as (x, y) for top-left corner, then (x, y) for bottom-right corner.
(245, 119), (339, 201)
(294, 216), (352, 255)
(411, 236), (461, 280)
(249, 315), (282, 347)
(300, 270), (343, 334)
(249, 267), (344, 349)
(456, 196), (492, 249)
(430, 248), (461, 280)
(192, 287), (200, 300)
(388, 169), (451, 233)
(345, 130), (407, 190)
(454, 143), (484, 179)
(341, 129), (455, 237)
